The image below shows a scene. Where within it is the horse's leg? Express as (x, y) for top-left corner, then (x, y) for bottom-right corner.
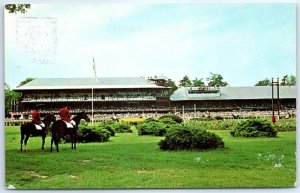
(51, 133), (59, 152)
(71, 134), (74, 150)
(55, 133), (59, 152)
(20, 133), (24, 152)
(56, 138), (59, 152)
(41, 132), (46, 150)
(20, 125), (25, 152)
(50, 137), (53, 152)
(24, 134), (30, 151)
(74, 132), (77, 150)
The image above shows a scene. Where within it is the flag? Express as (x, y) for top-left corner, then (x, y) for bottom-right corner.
(93, 57), (96, 76)
(92, 57), (99, 82)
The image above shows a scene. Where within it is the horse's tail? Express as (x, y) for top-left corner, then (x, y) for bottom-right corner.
(50, 121), (56, 134)
(51, 121), (62, 143)
(50, 121), (63, 152)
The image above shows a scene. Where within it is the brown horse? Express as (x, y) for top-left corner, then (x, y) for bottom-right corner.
(20, 113), (56, 152)
(50, 112), (90, 152)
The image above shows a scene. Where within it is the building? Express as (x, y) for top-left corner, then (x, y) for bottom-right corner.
(13, 77), (171, 117)
(12, 77), (296, 118)
(170, 86), (296, 112)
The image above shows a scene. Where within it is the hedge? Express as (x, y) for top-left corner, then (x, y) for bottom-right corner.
(159, 125), (224, 150)
(136, 117), (179, 136)
(230, 119), (277, 137)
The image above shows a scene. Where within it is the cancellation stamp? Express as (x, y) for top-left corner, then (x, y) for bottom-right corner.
(16, 16), (57, 64)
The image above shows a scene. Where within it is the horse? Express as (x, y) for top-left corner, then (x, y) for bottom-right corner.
(50, 112), (90, 152)
(20, 113), (56, 152)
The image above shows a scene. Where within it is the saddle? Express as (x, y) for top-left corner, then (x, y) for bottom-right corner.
(63, 120), (76, 128)
(34, 123), (45, 130)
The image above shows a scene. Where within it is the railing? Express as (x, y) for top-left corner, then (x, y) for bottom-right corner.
(21, 96), (157, 102)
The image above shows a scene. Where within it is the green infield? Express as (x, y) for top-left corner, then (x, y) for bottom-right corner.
(5, 125), (296, 189)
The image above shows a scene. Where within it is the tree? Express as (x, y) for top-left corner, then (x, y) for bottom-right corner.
(5, 77), (35, 116)
(167, 79), (178, 94)
(192, 78), (205, 87)
(280, 75), (289, 86)
(5, 83), (21, 115)
(207, 72), (228, 87)
(288, 75), (296, 86)
(179, 75), (192, 87)
(17, 77), (35, 87)
(5, 4), (31, 14)
(281, 75), (296, 86)
(255, 78), (272, 86)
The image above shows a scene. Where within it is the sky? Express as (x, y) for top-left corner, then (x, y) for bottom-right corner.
(4, 2), (296, 89)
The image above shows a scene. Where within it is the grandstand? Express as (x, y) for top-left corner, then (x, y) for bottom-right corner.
(170, 86), (296, 112)
(11, 77), (296, 119)
(13, 77), (171, 118)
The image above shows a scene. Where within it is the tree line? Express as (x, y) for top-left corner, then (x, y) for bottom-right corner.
(255, 75), (296, 86)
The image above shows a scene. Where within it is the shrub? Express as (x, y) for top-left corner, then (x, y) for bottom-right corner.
(159, 125), (224, 150)
(273, 119), (296, 132)
(185, 120), (239, 131)
(64, 125), (111, 143)
(136, 117), (180, 136)
(110, 122), (132, 133)
(119, 117), (146, 125)
(159, 118), (178, 125)
(230, 119), (277, 137)
(190, 117), (214, 121)
(98, 122), (115, 136)
(136, 121), (167, 136)
(144, 117), (158, 123)
(159, 114), (184, 124)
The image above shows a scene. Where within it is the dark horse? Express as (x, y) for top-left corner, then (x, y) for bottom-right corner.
(50, 112), (90, 152)
(20, 113), (56, 152)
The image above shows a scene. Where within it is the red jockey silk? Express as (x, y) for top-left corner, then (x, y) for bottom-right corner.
(32, 110), (42, 124)
(60, 107), (72, 122)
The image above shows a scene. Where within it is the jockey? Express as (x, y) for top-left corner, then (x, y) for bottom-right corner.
(59, 107), (76, 127)
(31, 110), (45, 129)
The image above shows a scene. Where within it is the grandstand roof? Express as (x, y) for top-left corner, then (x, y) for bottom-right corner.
(14, 77), (166, 90)
(170, 86), (296, 101)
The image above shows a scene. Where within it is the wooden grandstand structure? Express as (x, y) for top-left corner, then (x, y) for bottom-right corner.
(10, 77), (296, 119)
(170, 86), (296, 113)
(12, 77), (171, 118)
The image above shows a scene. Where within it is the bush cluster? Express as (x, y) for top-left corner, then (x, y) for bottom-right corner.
(158, 114), (184, 124)
(159, 125), (224, 150)
(76, 125), (111, 143)
(136, 117), (179, 136)
(273, 119), (296, 132)
(97, 122), (116, 136)
(230, 119), (277, 137)
(185, 120), (239, 130)
(63, 121), (132, 143)
(110, 121), (132, 133)
(63, 124), (111, 143)
(136, 121), (167, 136)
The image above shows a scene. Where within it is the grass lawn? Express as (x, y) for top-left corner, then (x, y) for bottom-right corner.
(5, 125), (296, 189)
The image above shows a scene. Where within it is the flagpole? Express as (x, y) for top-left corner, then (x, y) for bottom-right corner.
(92, 87), (94, 125)
(92, 56), (97, 126)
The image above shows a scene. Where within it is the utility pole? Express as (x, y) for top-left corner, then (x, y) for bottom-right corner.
(271, 78), (280, 123)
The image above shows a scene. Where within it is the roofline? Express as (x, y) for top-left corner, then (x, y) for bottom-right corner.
(170, 97), (296, 101)
(14, 85), (167, 91)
